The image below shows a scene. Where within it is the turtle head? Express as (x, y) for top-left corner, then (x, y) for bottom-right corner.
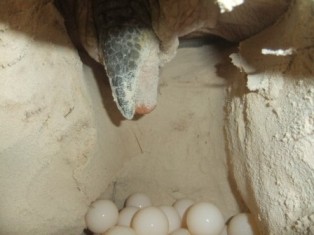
(99, 25), (160, 119)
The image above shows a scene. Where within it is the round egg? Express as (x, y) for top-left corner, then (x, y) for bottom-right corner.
(103, 225), (136, 235)
(131, 206), (169, 235)
(159, 206), (181, 233)
(173, 198), (194, 227)
(125, 193), (152, 208)
(85, 199), (119, 234)
(170, 228), (192, 235)
(117, 206), (139, 227)
(227, 213), (256, 235)
(186, 202), (224, 235)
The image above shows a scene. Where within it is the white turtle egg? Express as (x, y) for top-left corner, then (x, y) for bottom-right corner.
(159, 205), (181, 233)
(117, 206), (139, 227)
(186, 202), (224, 235)
(227, 213), (256, 235)
(103, 225), (137, 235)
(85, 200), (118, 234)
(125, 192), (152, 208)
(170, 228), (192, 235)
(131, 206), (169, 235)
(173, 198), (194, 219)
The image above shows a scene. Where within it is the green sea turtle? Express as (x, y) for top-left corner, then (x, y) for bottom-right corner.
(56, 0), (291, 119)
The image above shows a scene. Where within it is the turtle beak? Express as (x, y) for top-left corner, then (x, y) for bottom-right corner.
(99, 26), (160, 119)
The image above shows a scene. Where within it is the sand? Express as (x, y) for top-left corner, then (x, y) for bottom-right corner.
(0, 1), (239, 234)
(0, 0), (313, 234)
(225, 0), (314, 234)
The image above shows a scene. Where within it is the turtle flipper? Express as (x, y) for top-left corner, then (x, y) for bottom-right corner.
(93, 0), (160, 119)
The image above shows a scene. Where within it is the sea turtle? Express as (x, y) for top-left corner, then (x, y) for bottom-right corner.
(55, 0), (291, 119)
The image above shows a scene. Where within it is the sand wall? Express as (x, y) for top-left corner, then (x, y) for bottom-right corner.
(0, 1), (141, 234)
(225, 0), (314, 234)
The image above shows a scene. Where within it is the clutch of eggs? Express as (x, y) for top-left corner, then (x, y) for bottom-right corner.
(85, 192), (258, 235)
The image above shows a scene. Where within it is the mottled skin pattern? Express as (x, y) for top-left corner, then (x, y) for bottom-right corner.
(56, 0), (291, 119)
(93, 0), (159, 119)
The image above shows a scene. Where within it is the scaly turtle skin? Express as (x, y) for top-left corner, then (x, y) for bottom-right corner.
(93, 0), (160, 119)
(56, 0), (291, 119)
